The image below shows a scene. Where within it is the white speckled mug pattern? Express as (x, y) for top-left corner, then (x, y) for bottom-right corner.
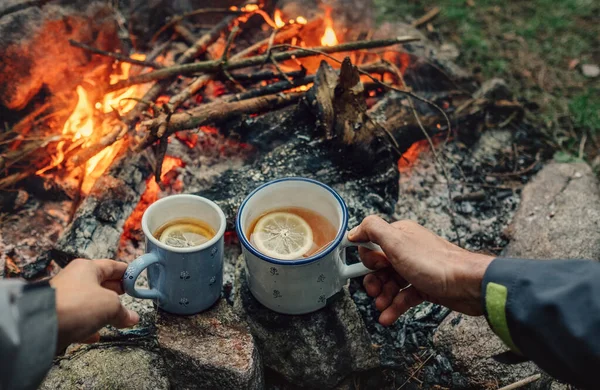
(236, 177), (379, 314)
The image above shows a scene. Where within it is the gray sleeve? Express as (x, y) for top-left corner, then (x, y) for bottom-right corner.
(482, 258), (600, 389)
(0, 280), (57, 390)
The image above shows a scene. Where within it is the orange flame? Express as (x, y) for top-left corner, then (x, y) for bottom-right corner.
(321, 7), (338, 47)
(274, 9), (285, 28)
(37, 54), (148, 194)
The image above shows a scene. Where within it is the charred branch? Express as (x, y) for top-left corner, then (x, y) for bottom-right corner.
(107, 36), (420, 91)
(68, 40), (163, 69)
(137, 92), (303, 151)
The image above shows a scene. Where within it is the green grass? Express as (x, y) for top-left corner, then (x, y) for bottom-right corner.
(374, 0), (600, 163)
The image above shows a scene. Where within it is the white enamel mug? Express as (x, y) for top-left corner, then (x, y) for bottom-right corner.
(236, 177), (379, 314)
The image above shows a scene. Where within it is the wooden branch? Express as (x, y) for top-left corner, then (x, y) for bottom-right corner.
(136, 92), (303, 151)
(70, 122), (128, 167)
(230, 68), (306, 83)
(224, 77), (313, 102)
(108, 36), (420, 92)
(173, 24), (198, 46)
(68, 40), (163, 68)
(178, 14), (238, 65)
(150, 8), (243, 43)
(497, 374), (541, 390)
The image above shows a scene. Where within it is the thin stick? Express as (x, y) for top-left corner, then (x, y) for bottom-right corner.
(398, 353), (434, 389)
(68, 40), (163, 68)
(230, 68), (306, 83)
(107, 36), (420, 91)
(151, 8), (243, 43)
(173, 24), (199, 46)
(411, 7), (440, 27)
(393, 63), (462, 246)
(497, 374), (541, 390)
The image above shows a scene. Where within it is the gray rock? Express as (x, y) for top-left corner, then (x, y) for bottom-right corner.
(473, 78), (513, 101)
(157, 299), (264, 390)
(434, 162), (600, 388)
(434, 313), (541, 388)
(234, 257), (379, 389)
(504, 162), (600, 260)
(40, 345), (169, 390)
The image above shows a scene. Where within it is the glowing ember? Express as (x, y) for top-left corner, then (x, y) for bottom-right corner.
(296, 16), (308, 25)
(37, 54), (148, 194)
(241, 4), (259, 12)
(274, 9), (286, 28)
(398, 140), (429, 172)
(320, 7), (338, 47)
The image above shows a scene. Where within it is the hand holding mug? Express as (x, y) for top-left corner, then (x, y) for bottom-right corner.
(350, 216), (494, 326)
(51, 259), (139, 352)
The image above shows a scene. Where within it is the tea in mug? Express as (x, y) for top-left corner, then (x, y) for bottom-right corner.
(246, 207), (337, 260)
(153, 217), (216, 248)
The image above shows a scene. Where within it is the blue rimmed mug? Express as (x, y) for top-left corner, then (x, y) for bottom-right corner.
(236, 177), (379, 315)
(123, 194), (226, 315)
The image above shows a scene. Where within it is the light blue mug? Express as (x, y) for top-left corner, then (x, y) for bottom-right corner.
(123, 194), (226, 315)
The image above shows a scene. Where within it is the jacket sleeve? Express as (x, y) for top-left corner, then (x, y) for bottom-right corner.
(0, 280), (57, 390)
(482, 258), (600, 389)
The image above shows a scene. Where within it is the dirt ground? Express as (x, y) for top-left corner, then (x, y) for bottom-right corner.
(375, 0), (599, 167)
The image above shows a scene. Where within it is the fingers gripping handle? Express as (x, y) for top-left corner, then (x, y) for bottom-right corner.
(339, 231), (382, 279)
(122, 252), (164, 301)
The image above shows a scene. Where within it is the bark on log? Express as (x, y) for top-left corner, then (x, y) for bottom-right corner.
(50, 147), (152, 266)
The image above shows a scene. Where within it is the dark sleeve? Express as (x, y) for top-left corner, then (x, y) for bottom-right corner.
(482, 258), (600, 389)
(0, 280), (57, 390)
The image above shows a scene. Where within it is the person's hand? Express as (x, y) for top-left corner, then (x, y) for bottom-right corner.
(50, 259), (140, 352)
(349, 216), (494, 326)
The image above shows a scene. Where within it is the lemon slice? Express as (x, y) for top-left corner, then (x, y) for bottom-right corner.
(159, 224), (213, 248)
(252, 212), (313, 260)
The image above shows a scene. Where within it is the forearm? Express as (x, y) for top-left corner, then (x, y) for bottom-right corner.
(482, 258), (600, 389)
(0, 280), (57, 390)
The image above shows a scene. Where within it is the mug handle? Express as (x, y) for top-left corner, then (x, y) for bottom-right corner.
(122, 252), (165, 301)
(338, 231), (382, 279)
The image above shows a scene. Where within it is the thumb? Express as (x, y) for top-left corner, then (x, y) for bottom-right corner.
(108, 304), (140, 329)
(349, 215), (397, 249)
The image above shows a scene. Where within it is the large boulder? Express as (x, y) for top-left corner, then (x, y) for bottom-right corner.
(156, 299), (264, 390)
(234, 257), (379, 389)
(434, 162), (600, 388)
(40, 345), (169, 390)
(503, 162), (600, 260)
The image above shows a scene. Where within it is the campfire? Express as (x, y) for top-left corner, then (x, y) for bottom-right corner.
(0, 0), (537, 388)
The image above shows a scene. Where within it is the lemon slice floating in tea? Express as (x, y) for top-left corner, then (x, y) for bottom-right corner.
(159, 224), (213, 248)
(252, 212), (314, 260)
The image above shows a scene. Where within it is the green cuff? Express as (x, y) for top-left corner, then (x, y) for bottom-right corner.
(485, 282), (521, 354)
